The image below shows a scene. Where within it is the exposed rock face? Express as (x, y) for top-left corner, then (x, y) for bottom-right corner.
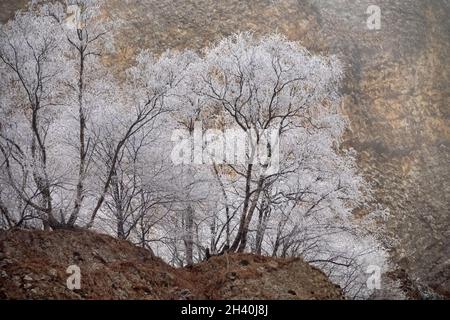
(305, 0), (450, 298)
(0, 229), (343, 299)
(0, 0), (28, 23)
(1, 0), (449, 297)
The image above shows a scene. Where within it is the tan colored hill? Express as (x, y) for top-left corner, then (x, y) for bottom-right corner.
(1, 0), (449, 297)
(0, 229), (343, 299)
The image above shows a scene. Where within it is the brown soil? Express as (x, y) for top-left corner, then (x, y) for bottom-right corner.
(0, 229), (343, 300)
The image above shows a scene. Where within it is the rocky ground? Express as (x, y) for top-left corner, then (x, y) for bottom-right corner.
(0, 229), (343, 299)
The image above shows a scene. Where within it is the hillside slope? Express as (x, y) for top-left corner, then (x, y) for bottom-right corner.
(0, 229), (343, 299)
(1, 0), (448, 297)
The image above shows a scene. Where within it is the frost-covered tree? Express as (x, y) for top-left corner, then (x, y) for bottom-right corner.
(0, 2), (70, 229)
(184, 33), (356, 253)
(0, 1), (181, 231)
(0, 1), (392, 298)
(62, 0), (113, 227)
(166, 33), (390, 297)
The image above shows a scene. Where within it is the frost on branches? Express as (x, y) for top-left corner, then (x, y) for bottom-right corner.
(0, 1), (393, 299)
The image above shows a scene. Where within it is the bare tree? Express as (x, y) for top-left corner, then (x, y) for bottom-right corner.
(64, 0), (109, 227)
(187, 33), (346, 252)
(0, 3), (69, 229)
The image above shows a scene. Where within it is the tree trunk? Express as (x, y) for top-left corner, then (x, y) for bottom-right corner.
(183, 206), (194, 266)
(68, 43), (87, 227)
(229, 164), (253, 252)
(255, 206), (268, 255)
(236, 177), (265, 252)
(117, 219), (126, 239)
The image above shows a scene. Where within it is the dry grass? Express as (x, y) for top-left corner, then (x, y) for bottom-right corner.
(0, 229), (343, 300)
